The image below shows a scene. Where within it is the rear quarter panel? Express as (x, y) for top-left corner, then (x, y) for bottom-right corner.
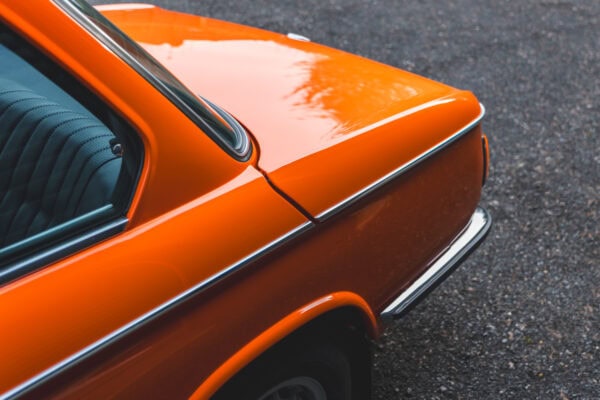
(0, 2), (486, 399)
(21, 125), (484, 399)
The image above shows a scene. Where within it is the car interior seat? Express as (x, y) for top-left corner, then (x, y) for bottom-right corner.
(0, 78), (122, 247)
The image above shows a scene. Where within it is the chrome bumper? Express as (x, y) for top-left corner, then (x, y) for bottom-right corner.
(381, 207), (492, 319)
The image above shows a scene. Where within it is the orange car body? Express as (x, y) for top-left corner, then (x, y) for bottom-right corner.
(0, 2), (490, 399)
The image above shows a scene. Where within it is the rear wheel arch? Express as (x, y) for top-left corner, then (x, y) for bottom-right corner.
(191, 292), (378, 399)
(211, 306), (373, 400)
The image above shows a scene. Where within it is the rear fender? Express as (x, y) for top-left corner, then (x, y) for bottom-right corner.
(189, 291), (378, 399)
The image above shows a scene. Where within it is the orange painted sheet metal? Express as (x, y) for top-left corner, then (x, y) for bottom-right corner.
(191, 292), (378, 400)
(0, 3), (488, 397)
(0, 0), (253, 228)
(0, 167), (308, 394)
(99, 5), (482, 217)
(22, 128), (484, 399)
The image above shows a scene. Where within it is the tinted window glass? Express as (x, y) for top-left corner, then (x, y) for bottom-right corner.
(0, 23), (140, 277)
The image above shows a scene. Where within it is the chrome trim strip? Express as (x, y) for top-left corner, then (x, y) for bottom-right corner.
(0, 205), (114, 260)
(51, 0), (252, 160)
(1, 221), (314, 400)
(0, 217), (127, 285)
(316, 104), (486, 221)
(287, 32), (311, 42)
(381, 207), (491, 318)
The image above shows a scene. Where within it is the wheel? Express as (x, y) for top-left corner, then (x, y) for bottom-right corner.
(257, 376), (327, 400)
(213, 342), (361, 400)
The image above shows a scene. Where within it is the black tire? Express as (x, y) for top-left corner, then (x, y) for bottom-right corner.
(213, 342), (361, 400)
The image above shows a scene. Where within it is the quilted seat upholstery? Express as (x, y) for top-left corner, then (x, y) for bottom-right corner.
(0, 79), (121, 247)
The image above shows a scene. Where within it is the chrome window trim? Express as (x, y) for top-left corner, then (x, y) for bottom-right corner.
(0, 205), (114, 261)
(1, 221), (314, 400)
(316, 104), (486, 221)
(381, 207), (492, 318)
(0, 217), (128, 285)
(201, 96), (249, 155)
(51, 0), (252, 160)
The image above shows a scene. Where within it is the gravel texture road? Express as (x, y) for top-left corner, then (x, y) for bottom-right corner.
(91, 1), (599, 398)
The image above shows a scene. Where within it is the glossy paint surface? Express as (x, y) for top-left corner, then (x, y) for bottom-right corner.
(0, 1), (486, 398)
(99, 5), (482, 217)
(19, 127), (484, 400)
(0, 0), (301, 395)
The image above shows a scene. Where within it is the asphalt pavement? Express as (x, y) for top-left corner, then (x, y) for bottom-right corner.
(91, 1), (599, 398)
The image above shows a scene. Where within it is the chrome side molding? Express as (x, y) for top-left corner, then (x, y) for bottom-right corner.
(0, 220), (314, 400)
(317, 104), (486, 221)
(381, 206), (491, 319)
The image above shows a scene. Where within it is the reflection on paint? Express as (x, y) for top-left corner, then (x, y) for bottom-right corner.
(101, 5), (454, 171)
